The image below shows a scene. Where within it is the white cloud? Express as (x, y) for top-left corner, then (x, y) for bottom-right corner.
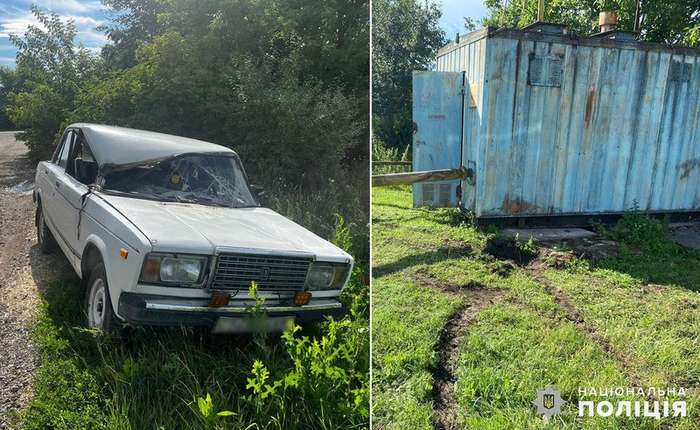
(35, 0), (106, 14)
(0, 9), (107, 50)
(77, 26), (108, 47)
(0, 12), (42, 38)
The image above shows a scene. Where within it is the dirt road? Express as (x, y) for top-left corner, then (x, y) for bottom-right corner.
(0, 132), (73, 428)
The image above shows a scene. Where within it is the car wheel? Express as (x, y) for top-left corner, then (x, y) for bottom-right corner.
(36, 203), (58, 254)
(85, 262), (118, 333)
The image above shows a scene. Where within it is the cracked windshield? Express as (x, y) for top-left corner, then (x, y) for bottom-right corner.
(104, 154), (257, 208)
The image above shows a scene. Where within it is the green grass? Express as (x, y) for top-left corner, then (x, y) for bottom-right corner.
(372, 274), (463, 429)
(371, 185), (700, 429)
(17, 219), (369, 430)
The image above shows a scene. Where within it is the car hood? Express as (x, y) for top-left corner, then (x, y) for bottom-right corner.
(99, 194), (351, 261)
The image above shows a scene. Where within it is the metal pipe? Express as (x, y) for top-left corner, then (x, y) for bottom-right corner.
(372, 166), (470, 187)
(599, 11), (618, 33)
(372, 161), (412, 166)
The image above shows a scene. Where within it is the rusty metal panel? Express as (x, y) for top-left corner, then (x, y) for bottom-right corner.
(433, 29), (700, 218)
(412, 71), (464, 207)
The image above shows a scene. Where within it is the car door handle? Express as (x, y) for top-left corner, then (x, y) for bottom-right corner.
(55, 181), (61, 188)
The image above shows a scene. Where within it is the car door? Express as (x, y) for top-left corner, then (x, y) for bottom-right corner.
(42, 130), (74, 247)
(52, 129), (91, 257)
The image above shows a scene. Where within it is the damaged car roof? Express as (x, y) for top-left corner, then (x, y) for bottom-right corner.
(71, 123), (235, 166)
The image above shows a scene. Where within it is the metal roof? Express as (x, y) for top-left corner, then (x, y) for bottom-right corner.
(439, 25), (700, 58)
(70, 123), (234, 166)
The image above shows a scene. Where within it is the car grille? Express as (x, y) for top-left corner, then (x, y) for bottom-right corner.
(211, 253), (312, 293)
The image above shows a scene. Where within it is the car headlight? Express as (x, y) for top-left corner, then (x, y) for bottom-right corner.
(139, 253), (208, 286)
(305, 262), (351, 291)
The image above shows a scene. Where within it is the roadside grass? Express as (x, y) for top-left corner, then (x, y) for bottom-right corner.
(372, 274), (463, 429)
(20, 218), (369, 430)
(457, 301), (647, 430)
(372, 185), (700, 429)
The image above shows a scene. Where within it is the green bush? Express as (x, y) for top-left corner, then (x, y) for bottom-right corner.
(4, 3), (369, 259)
(20, 216), (368, 430)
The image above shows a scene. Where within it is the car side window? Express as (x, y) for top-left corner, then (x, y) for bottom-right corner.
(57, 131), (74, 169)
(52, 131), (71, 164)
(76, 136), (95, 162)
(69, 133), (98, 184)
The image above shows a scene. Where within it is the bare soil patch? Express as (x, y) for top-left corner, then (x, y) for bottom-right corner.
(484, 237), (537, 266)
(413, 272), (503, 430)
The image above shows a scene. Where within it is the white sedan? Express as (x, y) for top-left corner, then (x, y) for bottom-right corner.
(34, 124), (352, 333)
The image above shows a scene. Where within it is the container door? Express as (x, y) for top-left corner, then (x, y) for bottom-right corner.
(412, 71), (464, 208)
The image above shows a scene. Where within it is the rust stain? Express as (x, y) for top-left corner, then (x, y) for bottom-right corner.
(501, 193), (538, 214)
(584, 85), (596, 127)
(679, 158), (700, 179)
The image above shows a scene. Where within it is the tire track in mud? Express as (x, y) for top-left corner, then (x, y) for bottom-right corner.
(525, 264), (648, 394)
(413, 273), (504, 430)
(483, 236), (650, 394)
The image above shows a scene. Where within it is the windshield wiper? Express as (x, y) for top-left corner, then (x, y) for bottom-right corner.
(172, 195), (199, 204)
(102, 189), (172, 202)
(191, 195), (251, 208)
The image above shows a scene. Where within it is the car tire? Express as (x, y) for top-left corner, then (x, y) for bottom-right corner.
(36, 203), (58, 254)
(84, 262), (118, 333)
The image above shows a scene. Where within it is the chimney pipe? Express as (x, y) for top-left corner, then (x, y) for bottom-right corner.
(537, 0), (545, 22)
(599, 11), (618, 33)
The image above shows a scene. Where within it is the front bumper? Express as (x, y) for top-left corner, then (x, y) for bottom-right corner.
(118, 293), (346, 327)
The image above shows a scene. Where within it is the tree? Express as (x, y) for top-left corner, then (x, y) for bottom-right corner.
(0, 67), (21, 130)
(372, 0), (445, 152)
(6, 6), (99, 160)
(99, 0), (168, 69)
(5, 1), (369, 250)
(482, 0), (700, 46)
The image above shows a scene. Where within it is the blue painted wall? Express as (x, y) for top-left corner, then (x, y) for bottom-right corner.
(432, 27), (700, 217)
(412, 71), (464, 207)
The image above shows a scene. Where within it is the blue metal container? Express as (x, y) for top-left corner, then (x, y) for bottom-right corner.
(413, 24), (700, 218)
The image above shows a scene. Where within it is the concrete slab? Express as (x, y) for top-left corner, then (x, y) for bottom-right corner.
(670, 223), (700, 250)
(501, 227), (598, 242)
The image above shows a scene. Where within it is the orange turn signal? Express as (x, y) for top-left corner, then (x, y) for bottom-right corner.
(119, 248), (129, 259)
(209, 291), (230, 307)
(293, 291), (312, 306)
(141, 255), (161, 283)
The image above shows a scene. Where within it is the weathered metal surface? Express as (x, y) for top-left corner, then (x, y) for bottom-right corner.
(412, 71), (464, 207)
(372, 167), (469, 187)
(430, 26), (700, 218)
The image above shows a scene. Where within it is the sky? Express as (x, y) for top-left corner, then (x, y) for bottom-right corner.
(0, 0), (110, 67)
(438, 0), (490, 38)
